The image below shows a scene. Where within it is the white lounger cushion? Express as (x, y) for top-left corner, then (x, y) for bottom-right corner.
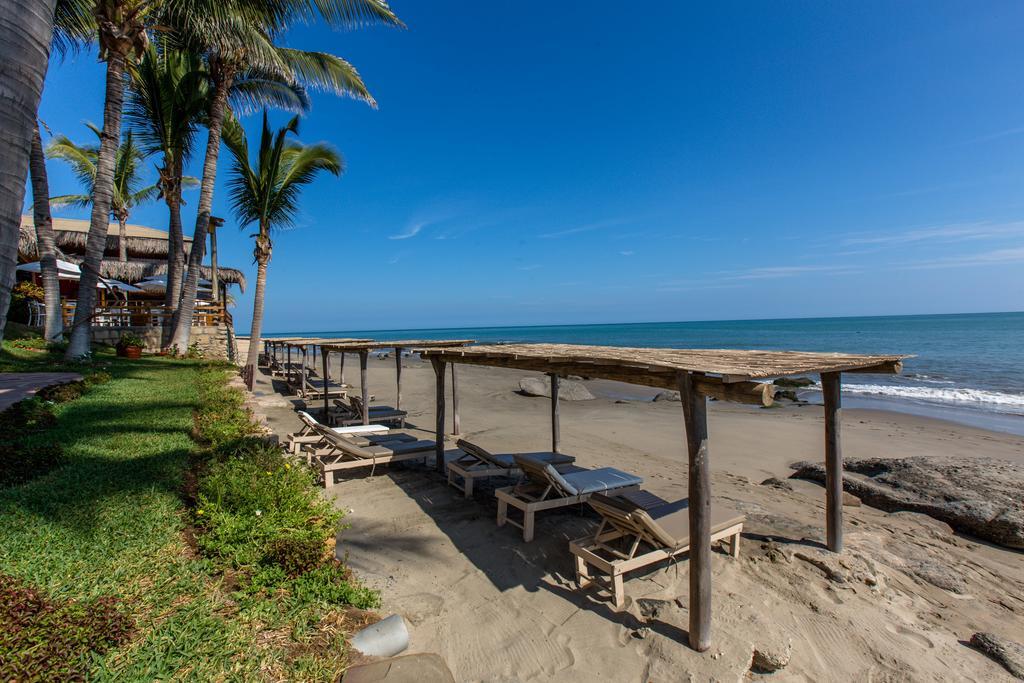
(296, 411), (389, 435)
(561, 468), (644, 495)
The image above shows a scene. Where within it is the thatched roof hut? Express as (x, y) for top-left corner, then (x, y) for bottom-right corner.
(19, 216), (246, 291)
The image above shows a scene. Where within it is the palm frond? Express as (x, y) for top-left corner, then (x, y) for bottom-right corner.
(49, 194), (92, 209)
(275, 48), (373, 106)
(52, 0), (96, 58)
(230, 70), (310, 114)
(300, 0), (404, 30)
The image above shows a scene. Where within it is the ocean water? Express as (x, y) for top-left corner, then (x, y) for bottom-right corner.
(268, 312), (1024, 434)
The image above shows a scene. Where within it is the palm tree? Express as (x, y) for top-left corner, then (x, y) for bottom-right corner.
(28, 124), (65, 342)
(126, 45), (209, 309)
(222, 112), (341, 375)
(48, 125), (162, 260)
(167, 0), (402, 350)
(0, 0), (59, 347)
(25, 2), (95, 344)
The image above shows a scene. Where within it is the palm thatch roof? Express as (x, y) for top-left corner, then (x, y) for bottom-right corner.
(61, 256), (247, 291)
(20, 216), (193, 260)
(19, 216), (245, 290)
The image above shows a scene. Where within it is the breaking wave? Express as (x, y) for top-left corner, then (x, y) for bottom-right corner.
(813, 382), (1024, 413)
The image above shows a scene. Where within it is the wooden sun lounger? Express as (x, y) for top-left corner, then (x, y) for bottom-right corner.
(570, 493), (744, 608)
(495, 455), (643, 542)
(286, 411), (403, 455)
(331, 396), (407, 427)
(447, 439), (576, 497)
(303, 421), (435, 487)
(300, 375), (346, 401)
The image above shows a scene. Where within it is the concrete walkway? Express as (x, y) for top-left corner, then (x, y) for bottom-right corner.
(0, 372), (84, 411)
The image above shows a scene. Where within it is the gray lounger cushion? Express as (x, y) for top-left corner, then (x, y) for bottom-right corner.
(561, 468), (643, 495)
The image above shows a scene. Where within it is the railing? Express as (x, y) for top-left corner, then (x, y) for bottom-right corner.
(61, 301), (230, 328)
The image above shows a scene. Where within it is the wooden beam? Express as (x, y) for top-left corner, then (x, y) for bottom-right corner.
(301, 346), (308, 396)
(431, 357), (446, 473)
(679, 372), (712, 652)
(420, 355), (774, 406)
(359, 350), (369, 426)
(844, 359), (902, 375)
(549, 373), (560, 453)
(451, 362), (461, 435)
(395, 347), (403, 411)
(822, 372), (843, 553)
(322, 349), (330, 421)
(339, 352), (345, 387)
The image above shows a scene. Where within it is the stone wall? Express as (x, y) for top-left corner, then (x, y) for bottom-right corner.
(91, 325), (237, 361)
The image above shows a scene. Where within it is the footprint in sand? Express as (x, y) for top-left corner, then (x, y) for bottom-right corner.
(885, 623), (934, 649)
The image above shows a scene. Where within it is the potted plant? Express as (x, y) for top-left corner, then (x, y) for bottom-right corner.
(116, 332), (145, 359)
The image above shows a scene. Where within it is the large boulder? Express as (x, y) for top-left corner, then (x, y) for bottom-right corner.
(518, 377), (594, 401)
(970, 633), (1024, 680)
(790, 456), (1024, 549)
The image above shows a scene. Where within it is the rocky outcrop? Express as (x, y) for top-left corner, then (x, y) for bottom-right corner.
(518, 377), (594, 401)
(970, 633), (1024, 680)
(790, 456), (1024, 549)
(652, 391), (680, 402)
(773, 376), (815, 388)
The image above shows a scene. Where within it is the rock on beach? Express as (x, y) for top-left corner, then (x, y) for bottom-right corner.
(518, 377), (595, 401)
(790, 455), (1024, 549)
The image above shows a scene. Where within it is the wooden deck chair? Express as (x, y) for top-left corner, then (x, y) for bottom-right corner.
(570, 493), (744, 608)
(301, 374), (346, 401)
(331, 396), (407, 427)
(495, 455), (643, 542)
(286, 411), (401, 455)
(305, 424), (435, 487)
(447, 439), (576, 498)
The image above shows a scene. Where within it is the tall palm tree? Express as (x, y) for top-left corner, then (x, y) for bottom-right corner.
(28, 124), (65, 341)
(167, 0), (402, 351)
(0, 0), (59, 347)
(48, 125), (162, 260)
(26, 2), (95, 343)
(222, 112), (341, 374)
(126, 45), (209, 309)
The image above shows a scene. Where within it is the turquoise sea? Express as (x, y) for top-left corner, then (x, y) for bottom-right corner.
(268, 312), (1024, 435)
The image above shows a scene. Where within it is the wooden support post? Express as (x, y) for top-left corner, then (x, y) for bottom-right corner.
(679, 371), (712, 652)
(451, 363), (461, 435)
(301, 346), (308, 395)
(432, 358), (446, 473)
(286, 345), (292, 384)
(549, 373), (560, 453)
(322, 349), (330, 419)
(822, 372), (843, 553)
(359, 350), (369, 425)
(339, 353), (346, 387)
(395, 347), (403, 411)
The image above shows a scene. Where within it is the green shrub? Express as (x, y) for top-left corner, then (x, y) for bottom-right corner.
(0, 398), (56, 433)
(288, 565), (380, 610)
(117, 332), (145, 348)
(266, 532), (327, 577)
(38, 380), (86, 403)
(195, 444), (341, 569)
(0, 573), (133, 681)
(84, 371), (112, 386)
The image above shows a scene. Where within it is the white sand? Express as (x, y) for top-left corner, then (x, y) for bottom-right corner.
(248, 346), (1024, 681)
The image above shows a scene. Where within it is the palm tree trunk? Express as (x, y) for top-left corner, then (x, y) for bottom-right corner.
(117, 214), (127, 261)
(0, 0), (55, 347)
(162, 166), (183, 312)
(243, 250), (268, 370)
(65, 51), (127, 359)
(29, 123), (63, 341)
(168, 64), (235, 351)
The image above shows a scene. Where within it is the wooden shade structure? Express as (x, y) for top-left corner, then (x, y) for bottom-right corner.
(418, 343), (906, 652)
(267, 338), (373, 395)
(320, 340), (476, 428)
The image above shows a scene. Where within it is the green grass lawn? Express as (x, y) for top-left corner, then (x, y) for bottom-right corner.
(0, 344), (366, 680)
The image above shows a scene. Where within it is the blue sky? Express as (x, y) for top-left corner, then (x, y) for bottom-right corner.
(34, 1), (1024, 332)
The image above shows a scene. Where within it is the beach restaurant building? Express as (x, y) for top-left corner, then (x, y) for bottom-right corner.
(17, 216), (245, 358)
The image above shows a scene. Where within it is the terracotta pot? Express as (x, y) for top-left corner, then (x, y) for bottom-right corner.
(120, 345), (142, 359)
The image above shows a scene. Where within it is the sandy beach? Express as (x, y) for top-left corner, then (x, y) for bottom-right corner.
(245, 345), (1024, 681)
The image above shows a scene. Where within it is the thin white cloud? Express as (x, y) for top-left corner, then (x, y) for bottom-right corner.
(620, 250), (634, 256)
(517, 264), (542, 271)
(841, 221), (1024, 247)
(389, 221), (427, 240)
(965, 125), (1024, 145)
(904, 246), (1024, 269)
(724, 265), (862, 281)
(540, 218), (626, 239)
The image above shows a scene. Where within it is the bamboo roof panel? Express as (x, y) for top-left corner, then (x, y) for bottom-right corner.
(321, 339), (475, 352)
(419, 343), (907, 381)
